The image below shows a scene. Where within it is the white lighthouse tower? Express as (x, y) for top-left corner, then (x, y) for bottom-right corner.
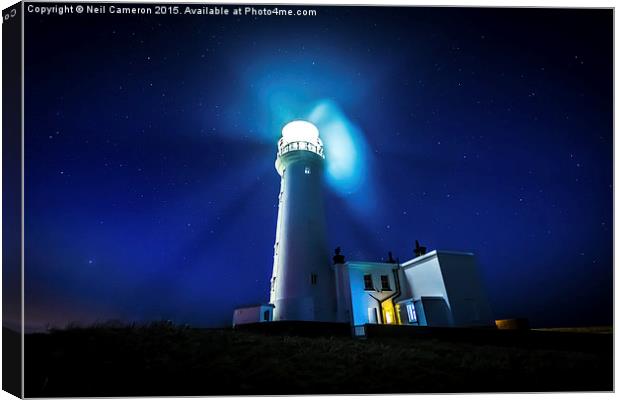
(269, 120), (338, 322)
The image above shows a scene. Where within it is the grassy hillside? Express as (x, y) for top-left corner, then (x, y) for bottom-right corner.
(24, 322), (612, 396)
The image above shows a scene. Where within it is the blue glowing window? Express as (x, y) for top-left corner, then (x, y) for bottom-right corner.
(406, 303), (417, 322)
(304, 166), (311, 174)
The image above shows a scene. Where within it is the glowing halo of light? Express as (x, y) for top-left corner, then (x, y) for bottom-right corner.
(281, 120), (320, 143)
(306, 99), (378, 216)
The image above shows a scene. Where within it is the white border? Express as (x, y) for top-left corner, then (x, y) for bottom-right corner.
(0, 1), (616, 400)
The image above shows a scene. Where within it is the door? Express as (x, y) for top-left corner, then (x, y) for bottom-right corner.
(381, 299), (397, 325)
(367, 307), (378, 324)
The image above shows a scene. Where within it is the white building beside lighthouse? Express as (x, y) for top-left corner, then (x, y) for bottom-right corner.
(232, 120), (494, 331)
(333, 250), (494, 333)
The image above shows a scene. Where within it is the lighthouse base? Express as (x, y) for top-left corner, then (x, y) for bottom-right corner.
(272, 296), (337, 322)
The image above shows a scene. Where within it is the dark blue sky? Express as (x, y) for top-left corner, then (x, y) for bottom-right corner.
(20, 5), (612, 329)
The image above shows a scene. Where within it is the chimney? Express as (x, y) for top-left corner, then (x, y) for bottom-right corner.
(333, 246), (345, 264)
(414, 240), (427, 257)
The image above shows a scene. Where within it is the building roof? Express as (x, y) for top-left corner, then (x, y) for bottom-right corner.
(400, 249), (475, 269)
(344, 249), (475, 271)
(233, 304), (275, 310)
(343, 261), (399, 269)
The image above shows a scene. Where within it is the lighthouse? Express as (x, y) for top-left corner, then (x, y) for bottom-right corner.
(269, 120), (338, 322)
(232, 121), (494, 330)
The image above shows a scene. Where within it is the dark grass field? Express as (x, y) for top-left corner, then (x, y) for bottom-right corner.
(21, 322), (612, 397)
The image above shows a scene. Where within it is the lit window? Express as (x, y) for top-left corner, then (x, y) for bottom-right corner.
(406, 303), (417, 323)
(304, 166), (311, 175)
(381, 275), (391, 290)
(363, 274), (374, 290)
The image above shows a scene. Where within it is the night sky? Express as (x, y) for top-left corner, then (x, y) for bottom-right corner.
(18, 5), (612, 330)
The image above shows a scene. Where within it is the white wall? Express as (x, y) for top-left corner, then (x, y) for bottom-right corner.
(232, 305), (273, 326)
(338, 262), (399, 326)
(401, 251), (494, 327)
(436, 253), (494, 326)
(333, 263), (353, 323)
(270, 150), (337, 322)
(402, 252), (450, 306)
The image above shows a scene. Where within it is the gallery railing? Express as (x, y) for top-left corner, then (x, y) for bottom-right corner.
(277, 140), (324, 158)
